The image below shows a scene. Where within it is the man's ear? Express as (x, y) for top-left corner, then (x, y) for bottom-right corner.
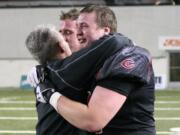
(104, 27), (111, 35)
(57, 41), (72, 59)
(57, 42), (64, 53)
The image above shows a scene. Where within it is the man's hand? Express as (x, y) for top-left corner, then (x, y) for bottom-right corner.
(35, 80), (56, 103)
(27, 65), (47, 87)
(35, 80), (61, 111)
(36, 85), (47, 103)
(28, 65), (61, 111)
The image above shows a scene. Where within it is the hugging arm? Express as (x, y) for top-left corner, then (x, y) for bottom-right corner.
(56, 86), (126, 132)
(36, 81), (127, 132)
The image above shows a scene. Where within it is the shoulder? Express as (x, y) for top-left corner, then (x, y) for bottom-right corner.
(97, 45), (154, 84)
(94, 33), (134, 46)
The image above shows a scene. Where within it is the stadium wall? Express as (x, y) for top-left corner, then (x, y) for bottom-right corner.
(0, 6), (179, 88)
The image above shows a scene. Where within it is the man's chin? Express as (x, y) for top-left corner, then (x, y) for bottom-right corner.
(80, 42), (88, 48)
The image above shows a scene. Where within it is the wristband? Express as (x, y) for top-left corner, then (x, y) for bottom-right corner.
(49, 92), (62, 111)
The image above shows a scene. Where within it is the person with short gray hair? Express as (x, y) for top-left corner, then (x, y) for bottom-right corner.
(26, 24), (72, 65)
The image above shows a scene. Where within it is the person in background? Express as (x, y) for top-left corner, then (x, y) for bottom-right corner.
(59, 9), (84, 52)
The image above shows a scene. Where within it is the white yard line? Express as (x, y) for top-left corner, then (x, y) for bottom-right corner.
(156, 101), (180, 104)
(156, 131), (170, 134)
(157, 96), (173, 98)
(156, 117), (180, 120)
(0, 107), (35, 110)
(0, 117), (37, 120)
(155, 107), (180, 110)
(0, 101), (35, 104)
(0, 97), (19, 101)
(0, 130), (35, 134)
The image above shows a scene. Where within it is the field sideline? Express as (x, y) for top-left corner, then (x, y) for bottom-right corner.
(0, 88), (180, 135)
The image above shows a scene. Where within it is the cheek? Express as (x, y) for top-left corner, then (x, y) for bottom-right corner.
(70, 35), (78, 42)
(65, 35), (75, 41)
(88, 30), (98, 39)
(93, 30), (104, 39)
(83, 29), (94, 38)
(62, 35), (69, 41)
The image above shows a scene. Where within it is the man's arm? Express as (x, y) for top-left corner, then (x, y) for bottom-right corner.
(56, 86), (126, 132)
(33, 75), (126, 132)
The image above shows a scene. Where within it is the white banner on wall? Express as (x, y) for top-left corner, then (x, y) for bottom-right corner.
(159, 36), (180, 50)
(155, 74), (167, 90)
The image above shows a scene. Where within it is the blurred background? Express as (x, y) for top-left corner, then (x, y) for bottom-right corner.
(0, 0), (180, 89)
(0, 0), (180, 135)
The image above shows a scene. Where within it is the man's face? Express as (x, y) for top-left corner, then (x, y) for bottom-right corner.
(59, 19), (82, 52)
(77, 12), (108, 47)
(52, 29), (72, 59)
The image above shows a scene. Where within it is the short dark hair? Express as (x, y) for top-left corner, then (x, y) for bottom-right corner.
(26, 25), (60, 65)
(60, 8), (80, 20)
(80, 5), (117, 32)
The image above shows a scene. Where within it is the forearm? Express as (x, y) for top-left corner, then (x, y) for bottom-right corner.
(52, 86), (126, 132)
(57, 96), (102, 132)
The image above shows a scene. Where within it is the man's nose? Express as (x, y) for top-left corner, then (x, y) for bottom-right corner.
(77, 28), (83, 37)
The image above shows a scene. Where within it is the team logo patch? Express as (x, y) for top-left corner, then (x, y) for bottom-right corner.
(120, 58), (135, 70)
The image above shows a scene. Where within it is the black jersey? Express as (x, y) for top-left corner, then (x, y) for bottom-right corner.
(95, 41), (156, 135)
(36, 33), (127, 135)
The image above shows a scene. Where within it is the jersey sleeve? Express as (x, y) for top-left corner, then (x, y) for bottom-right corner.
(96, 45), (154, 96)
